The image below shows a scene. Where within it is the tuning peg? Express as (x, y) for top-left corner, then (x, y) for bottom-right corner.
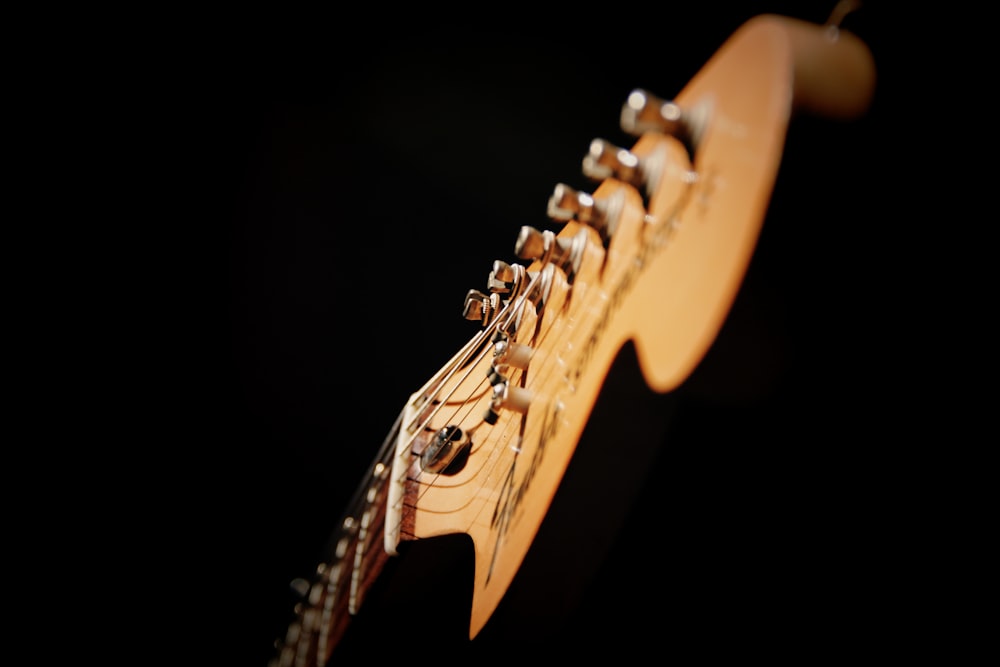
(581, 138), (644, 189)
(514, 226), (579, 267)
(547, 183), (615, 240)
(620, 88), (704, 153)
(620, 89), (685, 136)
(492, 260), (517, 284)
(487, 260), (516, 294)
(463, 289), (500, 324)
(463, 289), (487, 321)
(514, 226), (546, 261)
(548, 183), (605, 224)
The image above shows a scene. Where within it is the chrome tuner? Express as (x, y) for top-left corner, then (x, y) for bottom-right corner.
(582, 138), (644, 189)
(547, 182), (615, 241)
(548, 183), (606, 225)
(463, 289), (500, 324)
(620, 88), (706, 154)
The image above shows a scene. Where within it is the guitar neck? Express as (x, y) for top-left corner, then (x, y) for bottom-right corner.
(277, 413), (401, 665)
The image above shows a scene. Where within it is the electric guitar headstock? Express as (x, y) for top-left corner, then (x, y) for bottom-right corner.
(269, 11), (875, 665)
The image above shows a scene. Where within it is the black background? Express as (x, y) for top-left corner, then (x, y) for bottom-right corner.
(108, 1), (947, 663)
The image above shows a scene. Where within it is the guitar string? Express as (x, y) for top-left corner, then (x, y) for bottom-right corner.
(392, 136), (698, 505)
(366, 277), (560, 568)
(296, 243), (564, 661)
(400, 266), (560, 483)
(389, 244), (609, 536)
(274, 17), (788, 656)
(293, 129), (696, 658)
(394, 282), (526, 460)
(295, 197), (591, 665)
(294, 413), (405, 665)
(283, 325), (508, 663)
(383, 273), (544, 517)
(407, 178), (692, 547)
(447, 261), (615, 532)
(285, 407), (406, 662)
(447, 215), (693, 575)
(291, 215), (686, 667)
(405, 268), (574, 497)
(289, 173), (691, 666)
(397, 193), (656, 501)
(392, 232), (612, 515)
(392, 271), (539, 459)
(275, 19), (812, 653)
(304, 222), (648, 652)
(284, 286), (530, 664)
(401, 224), (627, 502)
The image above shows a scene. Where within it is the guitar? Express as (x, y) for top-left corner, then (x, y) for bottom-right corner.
(268, 10), (876, 665)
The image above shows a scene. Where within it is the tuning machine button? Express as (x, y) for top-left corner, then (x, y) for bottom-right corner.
(620, 89), (684, 136)
(583, 139), (645, 186)
(548, 183), (605, 224)
(487, 260), (517, 293)
(514, 226), (574, 266)
(487, 260), (528, 300)
(620, 88), (705, 154)
(582, 139), (643, 187)
(547, 183), (617, 241)
(463, 289), (500, 324)
(582, 136), (675, 202)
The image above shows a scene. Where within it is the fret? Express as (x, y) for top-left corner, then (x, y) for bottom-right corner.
(348, 463), (392, 614)
(273, 418), (404, 666)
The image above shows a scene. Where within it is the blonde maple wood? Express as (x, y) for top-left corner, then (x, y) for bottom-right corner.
(391, 13), (876, 642)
